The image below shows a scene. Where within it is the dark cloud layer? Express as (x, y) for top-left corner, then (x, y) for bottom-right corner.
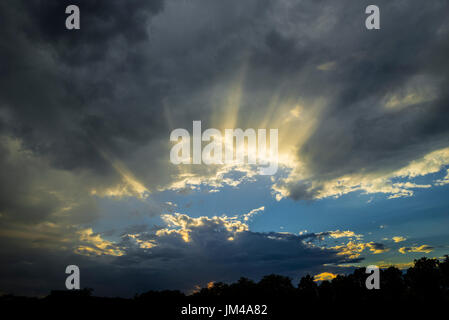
(1, 0), (447, 201)
(0, 216), (359, 297)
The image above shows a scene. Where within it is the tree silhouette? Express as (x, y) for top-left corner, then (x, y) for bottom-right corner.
(2, 254), (449, 315)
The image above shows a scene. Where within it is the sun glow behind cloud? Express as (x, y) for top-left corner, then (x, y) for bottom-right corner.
(159, 61), (449, 202)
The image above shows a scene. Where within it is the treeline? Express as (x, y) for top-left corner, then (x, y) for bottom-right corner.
(2, 256), (449, 316)
(188, 256), (449, 304)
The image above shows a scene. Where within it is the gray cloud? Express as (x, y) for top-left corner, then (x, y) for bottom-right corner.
(275, 1), (449, 199)
(1, 0), (447, 201)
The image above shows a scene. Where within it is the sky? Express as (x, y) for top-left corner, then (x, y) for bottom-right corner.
(1, 0), (449, 297)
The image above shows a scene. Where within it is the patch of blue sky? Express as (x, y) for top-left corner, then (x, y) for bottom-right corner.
(89, 168), (449, 249)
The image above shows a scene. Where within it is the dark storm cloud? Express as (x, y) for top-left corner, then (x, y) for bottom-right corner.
(27, 0), (164, 62)
(0, 0), (276, 197)
(1, 0), (448, 202)
(0, 0), (170, 227)
(0, 0), (279, 227)
(262, 1), (449, 199)
(0, 0), (166, 171)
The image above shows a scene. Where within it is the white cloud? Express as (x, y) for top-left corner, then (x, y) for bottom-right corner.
(274, 146), (449, 201)
(327, 230), (362, 239)
(435, 169), (449, 186)
(243, 206), (265, 222)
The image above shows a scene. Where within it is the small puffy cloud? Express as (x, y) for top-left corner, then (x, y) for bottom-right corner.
(243, 206), (265, 221)
(76, 228), (124, 256)
(331, 241), (389, 259)
(328, 230), (362, 239)
(124, 233), (156, 249)
(399, 245), (434, 254)
(366, 242), (390, 254)
(316, 61), (336, 71)
(435, 169), (449, 186)
(392, 236), (407, 243)
(314, 272), (337, 282)
(315, 229), (362, 241)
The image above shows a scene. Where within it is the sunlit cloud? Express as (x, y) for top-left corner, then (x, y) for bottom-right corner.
(331, 241), (389, 259)
(383, 75), (439, 110)
(392, 236), (407, 243)
(93, 150), (149, 199)
(327, 230), (362, 239)
(156, 213), (249, 243)
(274, 146), (449, 201)
(76, 228), (124, 256)
(243, 206), (265, 222)
(435, 169), (449, 186)
(399, 245), (434, 254)
(314, 272), (337, 282)
(125, 233), (157, 249)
